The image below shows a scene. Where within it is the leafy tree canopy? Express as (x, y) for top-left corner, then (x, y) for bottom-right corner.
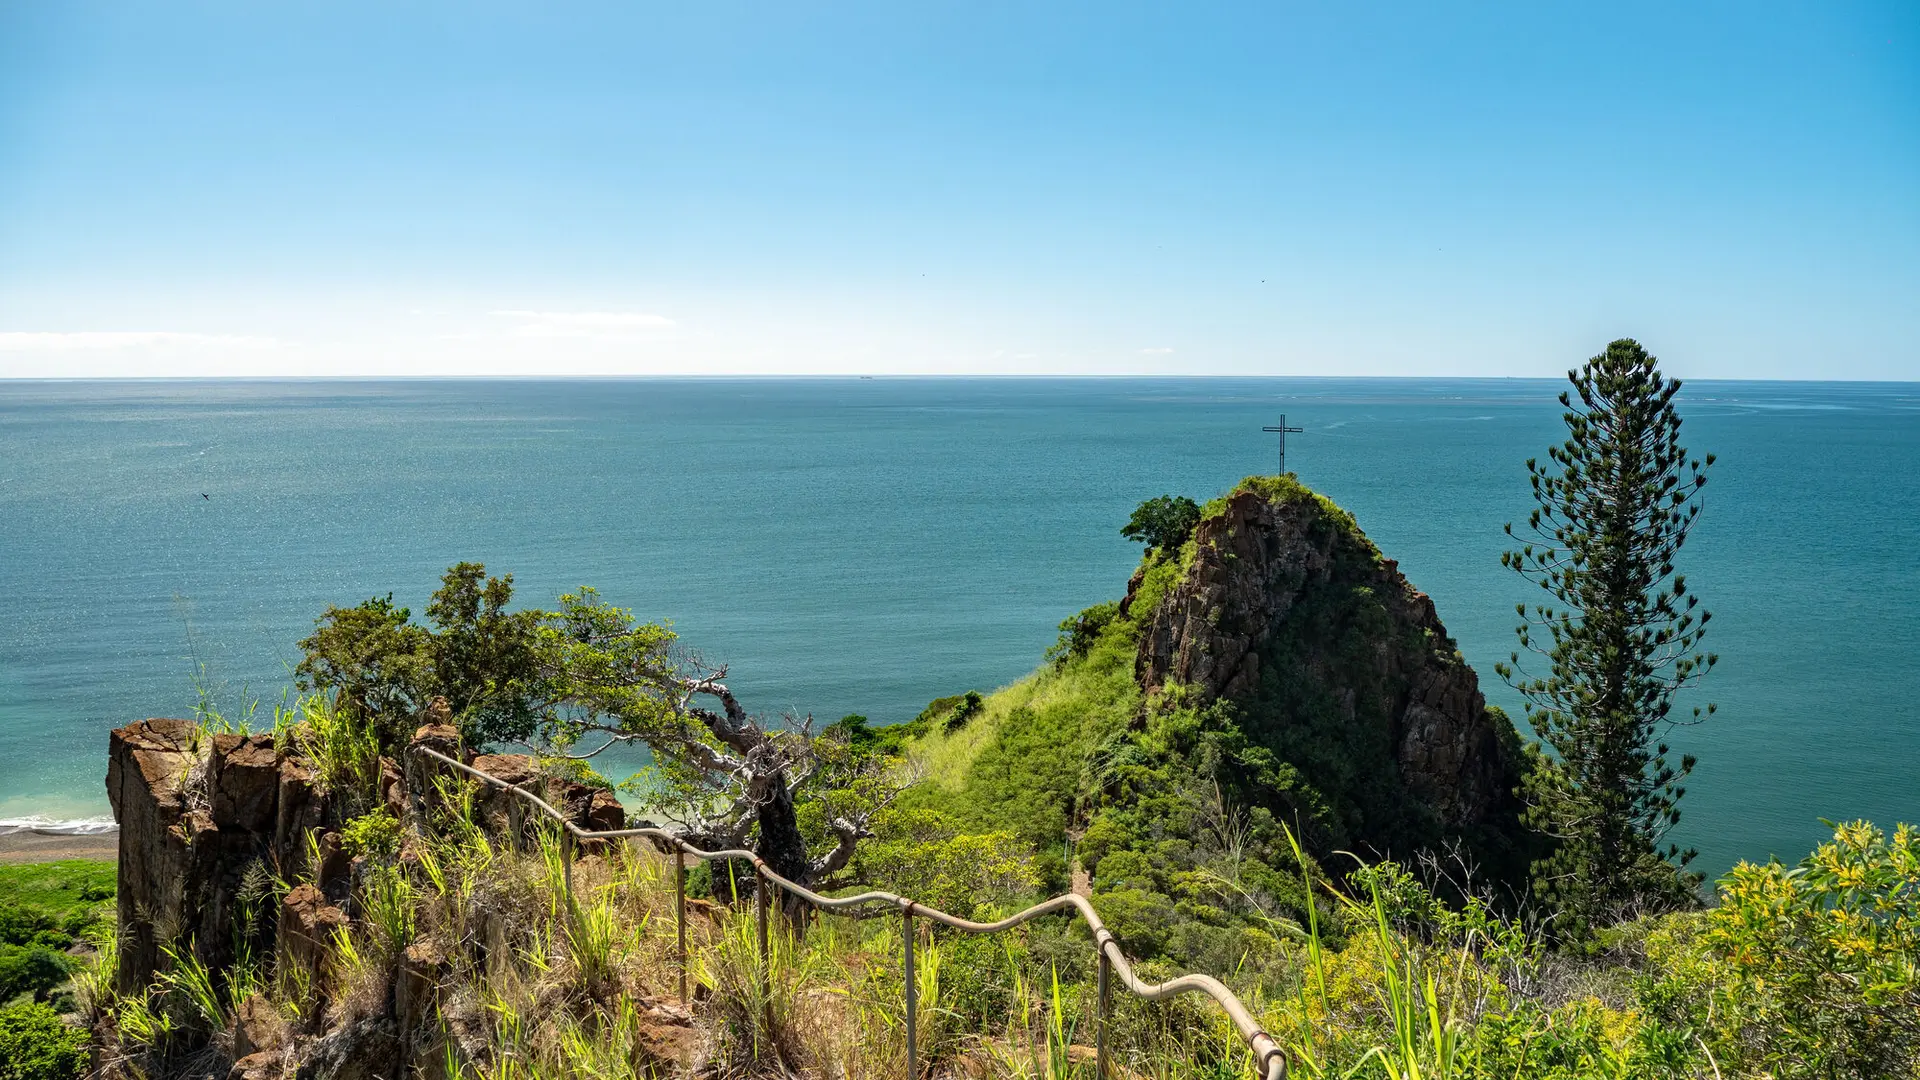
(296, 565), (905, 891)
(1121, 494), (1201, 554)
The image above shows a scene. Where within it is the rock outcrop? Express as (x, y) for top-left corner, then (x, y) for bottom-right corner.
(104, 719), (200, 997)
(466, 752), (627, 841)
(105, 722), (291, 997)
(1128, 476), (1527, 861)
(103, 716), (642, 1078)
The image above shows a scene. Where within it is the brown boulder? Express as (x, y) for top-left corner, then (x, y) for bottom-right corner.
(232, 994), (287, 1062)
(295, 1016), (401, 1080)
(379, 756), (405, 819)
(630, 1009), (699, 1070)
(229, 1051), (285, 1080)
(586, 789), (626, 832)
(461, 752), (626, 840)
(277, 883), (347, 995)
(274, 749), (329, 881)
(315, 830), (352, 901)
(404, 723), (464, 830)
(395, 940), (449, 1047)
(466, 752), (536, 783)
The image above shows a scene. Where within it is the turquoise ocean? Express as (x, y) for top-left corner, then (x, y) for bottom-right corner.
(1, 377), (1914, 876)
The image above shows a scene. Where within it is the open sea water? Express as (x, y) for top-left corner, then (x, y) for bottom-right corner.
(1, 377), (1915, 877)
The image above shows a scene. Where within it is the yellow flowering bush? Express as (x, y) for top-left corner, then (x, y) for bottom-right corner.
(1644, 820), (1920, 1078)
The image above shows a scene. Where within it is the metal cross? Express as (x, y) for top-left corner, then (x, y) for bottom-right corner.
(1262, 415), (1303, 474)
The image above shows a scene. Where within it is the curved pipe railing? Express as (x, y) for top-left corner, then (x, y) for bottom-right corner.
(412, 745), (1287, 1080)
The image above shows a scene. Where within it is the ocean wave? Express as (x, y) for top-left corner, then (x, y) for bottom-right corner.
(0, 815), (119, 836)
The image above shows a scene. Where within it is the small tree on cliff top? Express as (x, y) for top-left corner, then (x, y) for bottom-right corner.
(1497, 338), (1717, 932)
(1122, 495), (1201, 555)
(296, 563), (541, 747)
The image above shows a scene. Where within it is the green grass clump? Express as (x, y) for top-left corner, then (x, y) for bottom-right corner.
(0, 862), (114, 929)
(1, 861), (114, 1009)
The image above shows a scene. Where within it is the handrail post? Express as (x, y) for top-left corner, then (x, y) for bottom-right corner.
(755, 867), (770, 977)
(755, 865), (774, 1046)
(675, 848), (689, 1002)
(1096, 943), (1111, 1078)
(508, 799), (522, 854)
(562, 824), (575, 908)
(902, 903), (917, 1080)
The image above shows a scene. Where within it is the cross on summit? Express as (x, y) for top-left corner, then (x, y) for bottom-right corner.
(1263, 415), (1303, 474)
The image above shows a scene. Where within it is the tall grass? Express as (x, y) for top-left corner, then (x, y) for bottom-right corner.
(364, 864), (418, 959)
(982, 963), (1098, 1080)
(695, 902), (826, 1074)
(1273, 825), (1515, 1080)
(566, 881), (638, 996)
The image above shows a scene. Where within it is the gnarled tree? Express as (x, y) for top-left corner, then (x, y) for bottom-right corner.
(298, 568), (903, 899)
(533, 587), (903, 895)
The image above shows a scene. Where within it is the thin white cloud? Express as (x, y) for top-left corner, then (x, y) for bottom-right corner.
(1138, 347), (1175, 355)
(0, 331), (280, 352)
(490, 310), (675, 338)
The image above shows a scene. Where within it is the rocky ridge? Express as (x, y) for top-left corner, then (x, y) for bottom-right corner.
(1127, 476), (1527, 857)
(102, 716), (646, 1080)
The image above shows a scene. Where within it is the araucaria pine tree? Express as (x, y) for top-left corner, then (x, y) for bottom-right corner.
(1498, 338), (1718, 932)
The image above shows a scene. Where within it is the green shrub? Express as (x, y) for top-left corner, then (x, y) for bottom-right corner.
(1122, 495), (1202, 554)
(944, 690), (985, 732)
(536, 754), (614, 791)
(1045, 602), (1120, 670)
(0, 905), (43, 948)
(937, 932), (1023, 1030)
(1642, 819), (1920, 1079)
(0, 1002), (88, 1080)
(1092, 887), (1178, 957)
(1462, 998), (1696, 1080)
(853, 807), (1038, 918)
(339, 810), (403, 860)
(0, 945), (70, 1004)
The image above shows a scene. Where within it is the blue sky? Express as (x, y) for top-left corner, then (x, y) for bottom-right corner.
(1, 2), (1914, 378)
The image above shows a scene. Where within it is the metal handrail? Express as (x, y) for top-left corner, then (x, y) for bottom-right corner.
(412, 745), (1287, 1080)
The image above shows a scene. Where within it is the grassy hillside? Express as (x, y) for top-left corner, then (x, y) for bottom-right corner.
(901, 476), (1534, 973)
(1, 860), (114, 1011)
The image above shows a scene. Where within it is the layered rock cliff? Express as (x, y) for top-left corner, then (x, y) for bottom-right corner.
(1064, 474), (1537, 933)
(1130, 476), (1523, 846)
(103, 717), (634, 1079)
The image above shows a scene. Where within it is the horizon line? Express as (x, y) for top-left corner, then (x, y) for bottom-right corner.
(3, 373), (1917, 387)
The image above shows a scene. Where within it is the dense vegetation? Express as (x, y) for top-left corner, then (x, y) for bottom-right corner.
(25, 533), (1920, 1080)
(43, 778), (1918, 1080)
(0, 861), (112, 1080)
(293, 566), (907, 891)
(0, 861), (112, 1010)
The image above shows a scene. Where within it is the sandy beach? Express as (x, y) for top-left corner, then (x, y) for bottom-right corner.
(0, 829), (117, 864)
